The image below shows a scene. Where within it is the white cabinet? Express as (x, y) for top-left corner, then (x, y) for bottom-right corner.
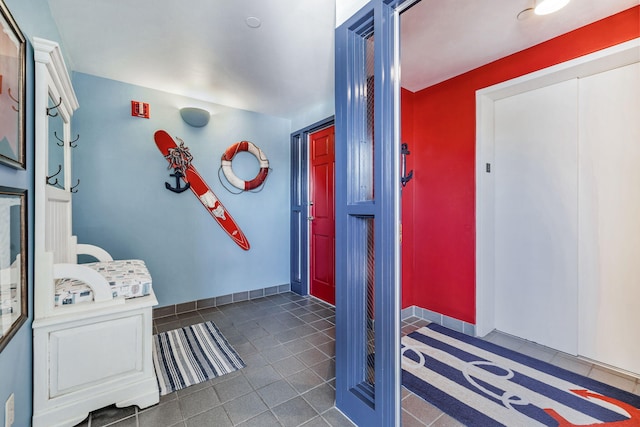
(493, 79), (579, 355)
(477, 39), (640, 377)
(31, 38), (159, 427)
(577, 62), (640, 375)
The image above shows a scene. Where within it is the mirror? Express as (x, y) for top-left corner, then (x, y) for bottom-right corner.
(0, 186), (26, 352)
(47, 94), (65, 188)
(0, 0), (26, 169)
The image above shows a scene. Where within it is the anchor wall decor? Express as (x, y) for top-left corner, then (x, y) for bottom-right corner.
(162, 138), (193, 194)
(165, 169), (190, 193)
(154, 130), (250, 250)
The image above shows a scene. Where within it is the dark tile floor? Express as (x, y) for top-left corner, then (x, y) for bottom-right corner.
(74, 292), (349, 427)
(74, 292), (640, 426)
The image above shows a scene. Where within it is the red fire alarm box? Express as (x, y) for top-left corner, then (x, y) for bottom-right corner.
(131, 101), (150, 119)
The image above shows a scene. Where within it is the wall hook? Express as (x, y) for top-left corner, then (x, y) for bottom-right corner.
(7, 87), (19, 112)
(70, 179), (80, 193)
(54, 131), (65, 146)
(54, 132), (79, 147)
(46, 164), (62, 186)
(46, 97), (62, 117)
(165, 169), (190, 193)
(401, 143), (414, 187)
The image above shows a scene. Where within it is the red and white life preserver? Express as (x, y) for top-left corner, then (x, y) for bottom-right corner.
(221, 141), (269, 191)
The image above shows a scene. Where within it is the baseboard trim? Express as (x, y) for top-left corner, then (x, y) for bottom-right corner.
(402, 305), (476, 337)
(153, 284), (292, 318)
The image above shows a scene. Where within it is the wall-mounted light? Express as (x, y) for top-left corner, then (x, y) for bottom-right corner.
(534, 0), (570, 15)
(180, 107), (211, 127)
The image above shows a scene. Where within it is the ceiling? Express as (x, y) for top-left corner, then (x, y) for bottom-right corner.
(400, 0), (639, 92)
(47, 0), (638, 120)
(47, 0), (336, 119)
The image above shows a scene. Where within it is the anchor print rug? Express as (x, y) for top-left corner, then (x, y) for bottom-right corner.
(402, 324), (640, 426)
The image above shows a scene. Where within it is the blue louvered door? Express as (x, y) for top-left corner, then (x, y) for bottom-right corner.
(334, 1), (403, 425)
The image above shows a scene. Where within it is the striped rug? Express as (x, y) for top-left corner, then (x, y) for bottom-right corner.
(152, 321), (245, 395)
(402, 324), (640, 426)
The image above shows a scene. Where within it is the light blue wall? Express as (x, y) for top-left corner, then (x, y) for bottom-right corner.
(72, 73), (292, 307)
(290, 98), (335, 132)
(4, 0), (63, 43)
(0, 1), (63, 425)
(0, 3), (298, 424)
(0, 86), (33, 425)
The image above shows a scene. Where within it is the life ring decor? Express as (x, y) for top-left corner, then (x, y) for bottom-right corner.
(220, 141), (269, 191)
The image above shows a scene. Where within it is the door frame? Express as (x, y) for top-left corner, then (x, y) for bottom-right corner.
(475, 38), (640, 337)
(290, 116), (334, 297)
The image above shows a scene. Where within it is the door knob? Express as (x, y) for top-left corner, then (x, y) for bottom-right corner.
(308, 216), (315, 221)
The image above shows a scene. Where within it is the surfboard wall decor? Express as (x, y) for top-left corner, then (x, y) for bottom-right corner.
(154, 130), (250, 250)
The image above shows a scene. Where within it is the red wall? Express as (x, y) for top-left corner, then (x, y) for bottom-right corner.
(401, 6), (640, 323)
(401, 88), (415, 309)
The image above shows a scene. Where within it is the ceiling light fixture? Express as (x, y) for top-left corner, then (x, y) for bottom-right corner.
(534, 0), (570, 15)
(245, 16), (261, 29)
(517, 0), (569, 20)
(180, 107), (210, 127)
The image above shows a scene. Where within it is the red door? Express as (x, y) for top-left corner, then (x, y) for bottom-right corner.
(310, 126), (335, 305)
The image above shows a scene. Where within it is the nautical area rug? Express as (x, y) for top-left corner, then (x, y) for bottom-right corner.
(152, 321), (245, 395)
(401, 323), (640, 426)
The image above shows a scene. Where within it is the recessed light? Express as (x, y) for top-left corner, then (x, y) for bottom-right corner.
(246, 16), (261, 28)
(534, 0), (570, 15)
(518, 0), (570, 20)
(517, 7), (535, 20)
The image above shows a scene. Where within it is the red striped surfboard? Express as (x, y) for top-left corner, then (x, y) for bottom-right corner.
(154, 130), (250, 250)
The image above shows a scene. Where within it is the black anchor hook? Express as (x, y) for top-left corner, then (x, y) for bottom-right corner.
(165, 169), (191, 193)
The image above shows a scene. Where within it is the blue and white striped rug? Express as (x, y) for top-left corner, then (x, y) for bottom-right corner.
(152, 321), (245, 395)
(402, 324), (640, 426)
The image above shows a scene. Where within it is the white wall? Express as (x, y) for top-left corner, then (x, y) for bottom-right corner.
(336, 0), (369, 27)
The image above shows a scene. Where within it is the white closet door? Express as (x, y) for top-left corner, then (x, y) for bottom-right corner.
(578, 62), (640, 375)
(494, 79), (579, 355)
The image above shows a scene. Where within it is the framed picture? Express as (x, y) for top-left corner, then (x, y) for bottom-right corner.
(0, 0), (26, 169)
(0, 186), (26, 352)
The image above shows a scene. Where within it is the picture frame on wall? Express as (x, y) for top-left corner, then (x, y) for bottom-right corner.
(0, 0), (26, 169)
(0, 186), (27, 353)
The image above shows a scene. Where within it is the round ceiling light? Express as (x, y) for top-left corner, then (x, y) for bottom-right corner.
(246, 17), (261, 29)
(534, 0), (570, 15)
(517, 8), (535, 20)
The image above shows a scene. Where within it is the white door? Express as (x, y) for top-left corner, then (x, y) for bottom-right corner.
(493, 79), (579, 355)
(578, 62), (640, 375)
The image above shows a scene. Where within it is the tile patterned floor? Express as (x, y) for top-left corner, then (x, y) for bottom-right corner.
(74, 293), (640, 426)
